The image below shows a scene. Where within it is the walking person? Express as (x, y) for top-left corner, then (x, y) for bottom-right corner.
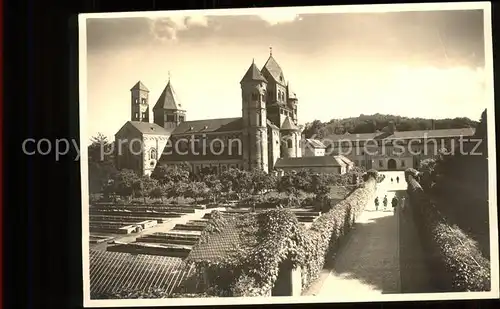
(383, 195), (388, 210)
(374, 197), (379, 211)
(396, 176), (400, 184)
(392, 196), (399, 215)
(390, 178), (393, 184)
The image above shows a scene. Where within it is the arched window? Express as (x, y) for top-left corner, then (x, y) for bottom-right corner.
(150, 148), (157, 160)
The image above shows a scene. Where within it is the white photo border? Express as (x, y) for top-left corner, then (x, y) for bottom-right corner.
(79, 2), (499, 307)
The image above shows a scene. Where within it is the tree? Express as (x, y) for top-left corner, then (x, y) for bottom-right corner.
(151, 164), (190, 184)
(88, 133), (117, 194)
(133, 176), (159, 203)
(107, 169), (140, 201)
(248, 169), (276, 195)
(186, 182), (210, 205)
(220, 168), (251, 198)
(202, 174), (223, 203)
(165, 181), (189, 204)
(149, 185), (167, 203)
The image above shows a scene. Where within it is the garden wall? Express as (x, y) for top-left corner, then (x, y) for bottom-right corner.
(405, 172), (490, 292)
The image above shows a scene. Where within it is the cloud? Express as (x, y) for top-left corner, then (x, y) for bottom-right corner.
(256, 10), (301, 25)
(148, 15), (209, 41)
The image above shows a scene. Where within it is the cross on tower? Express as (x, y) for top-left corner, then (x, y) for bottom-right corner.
(168, 71), (171, 82)
(269, 46), (273, 56)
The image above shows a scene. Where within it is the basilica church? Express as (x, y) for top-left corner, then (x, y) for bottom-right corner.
(114, 51), (307, 176)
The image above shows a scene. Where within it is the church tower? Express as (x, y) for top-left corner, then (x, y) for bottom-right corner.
(240, 60), (269, 172)
(153, 74), (186, 130)
(130, 81), (150, 122)
(280, 117), (301, 158)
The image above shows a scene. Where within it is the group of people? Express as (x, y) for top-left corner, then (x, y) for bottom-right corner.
(374, 194), (404, 214)
(390, 176), (400, 184)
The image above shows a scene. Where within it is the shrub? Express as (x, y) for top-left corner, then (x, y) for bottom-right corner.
(405, 174), (490, 292)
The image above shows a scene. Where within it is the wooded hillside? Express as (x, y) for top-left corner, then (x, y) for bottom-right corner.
(302, 114), (478, 139)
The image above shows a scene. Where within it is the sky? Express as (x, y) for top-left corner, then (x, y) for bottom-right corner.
(83, 6), (490, 139)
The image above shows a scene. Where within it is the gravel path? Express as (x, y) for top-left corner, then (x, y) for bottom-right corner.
(307, 171), (406, 298)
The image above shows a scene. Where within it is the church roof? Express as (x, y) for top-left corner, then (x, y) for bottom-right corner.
(262, 55), (285, 85)
(172, 117), (243, 135)
(153, 81), (184, 111)
(281, 117), (299, 131)
(240, 61), (267, 84)
(130, 81), (149, 92)
(116, 121), (171, 136)
(274, 156), (344, 169)
(305, 138), (326, 149)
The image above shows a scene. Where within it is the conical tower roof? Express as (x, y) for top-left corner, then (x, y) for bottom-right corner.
(281, 116), (299, 131)
(262, 54), (285, 85)
(153, 80), (183, 111)
(240, 60), (267, 84)
(130, 81), (149, 92)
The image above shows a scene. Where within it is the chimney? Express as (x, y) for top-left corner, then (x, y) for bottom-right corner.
(431, 120), (435, 130)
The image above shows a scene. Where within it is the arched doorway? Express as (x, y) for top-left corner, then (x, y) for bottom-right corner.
(388, 159), (397, 170)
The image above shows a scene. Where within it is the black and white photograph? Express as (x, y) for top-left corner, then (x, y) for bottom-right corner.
(79, 2), (498, 307)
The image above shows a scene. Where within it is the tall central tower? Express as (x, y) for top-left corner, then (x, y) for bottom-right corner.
(240, 60), (269, 172)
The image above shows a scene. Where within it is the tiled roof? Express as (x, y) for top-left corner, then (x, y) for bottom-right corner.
(117, 121), (171, 136)
(305, 139), (326, 149)
(240, 61), (267, 84)
(274, 156), (342, 168)
(324, 128), (475, 142)
(334, 155), (353, 166)
(89, 250), (194, 297)
(262, 55), (286, 85)
(388, 128), (476, 139)
(153, 81), (184, 111)
(130, 81), (149, 92)
(187, 213), (258, 262)
(172, 117), (243, 135)
(281, 117), (298, 131)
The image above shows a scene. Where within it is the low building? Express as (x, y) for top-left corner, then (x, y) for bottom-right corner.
(274, 155), (352, 174)
(303, 138), (326, 157)
(324, 122), (476, 171)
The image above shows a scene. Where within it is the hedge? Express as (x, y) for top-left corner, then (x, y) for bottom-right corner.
(405, 171), (490, 292)
(301, 175), (377, 289)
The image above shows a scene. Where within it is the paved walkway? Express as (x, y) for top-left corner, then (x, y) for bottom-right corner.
(305, 171), (406, 297)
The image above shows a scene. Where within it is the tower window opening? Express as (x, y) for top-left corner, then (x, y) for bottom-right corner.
(141, 98), (146, 104)
(287, 139), (293, 149)
(150, 148), (157, 160)
(135, 112), (139, 119)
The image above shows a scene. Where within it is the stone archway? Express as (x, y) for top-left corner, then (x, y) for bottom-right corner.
(388, 158), (397, 170)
